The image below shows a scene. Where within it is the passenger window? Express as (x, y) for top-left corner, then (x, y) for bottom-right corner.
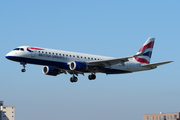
(56, 53), (58, 55)
(77, 56), (79, 58)
(84, 57), (86, 59)
(63, 54), (64, 56)
(66, 54), (68, 56)
(70, 55), (71, 57)
(91, 58), (93, 60)
(49, 52), (51, 54)
(59, 53), (61, 56)
(46, 52), (47, 54)
(73, 55), (75, 57)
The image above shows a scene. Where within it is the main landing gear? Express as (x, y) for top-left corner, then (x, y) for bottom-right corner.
(20, 62), (26, 72)
(70, 75), (78, 83)
(70, 73), (96, 83)
(88, 74), (96, 80)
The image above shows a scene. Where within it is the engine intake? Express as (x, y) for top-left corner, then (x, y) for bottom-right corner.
(69, 61), (88, 72)
(42, 66), (60, 76)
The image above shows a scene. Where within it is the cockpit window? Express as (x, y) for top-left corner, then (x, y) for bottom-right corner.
(13, 48), (24, 51)
(13, 48), (20, 50)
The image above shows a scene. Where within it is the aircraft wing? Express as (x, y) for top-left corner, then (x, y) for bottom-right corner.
(87, 54), (139, 67)
(141, 61), (173, 68)
(87, 46), (147, 67)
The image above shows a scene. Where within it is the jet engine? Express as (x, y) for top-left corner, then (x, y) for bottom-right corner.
(42, 66), (61, 76)
(69, 61), (88, 72)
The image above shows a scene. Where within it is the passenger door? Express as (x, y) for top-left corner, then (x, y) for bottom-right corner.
(31, 48), (36, 57)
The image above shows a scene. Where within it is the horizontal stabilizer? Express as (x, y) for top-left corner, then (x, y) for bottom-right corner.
(141, 61), (173, 67)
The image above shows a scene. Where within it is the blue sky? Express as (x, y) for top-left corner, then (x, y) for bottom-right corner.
(0, 1), (179, 120)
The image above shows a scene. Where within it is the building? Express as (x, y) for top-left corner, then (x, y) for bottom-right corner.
(143, 112), (180, 120)
(0, 101), (15, 120)
(0, 102), (3, 106)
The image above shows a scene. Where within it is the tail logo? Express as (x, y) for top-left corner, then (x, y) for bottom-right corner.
(134, 38), (155, 64)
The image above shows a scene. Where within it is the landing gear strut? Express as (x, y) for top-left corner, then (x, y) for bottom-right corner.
(20, 62), (26, 72)
(88, 74), (96, 80)
(70, 75), (78, 83)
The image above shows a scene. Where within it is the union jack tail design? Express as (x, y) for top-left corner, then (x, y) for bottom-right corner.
(134, 37), (155, 64)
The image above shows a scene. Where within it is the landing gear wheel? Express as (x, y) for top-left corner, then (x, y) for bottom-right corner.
(70, 76), (78, 83)
(21, 69), (26, 72)
(20, 62), (26, 73)
(88, 75), (92, 80)
(88, 74), (96, 80)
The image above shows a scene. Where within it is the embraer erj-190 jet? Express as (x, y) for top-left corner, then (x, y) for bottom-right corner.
(6, 38), (172, 83)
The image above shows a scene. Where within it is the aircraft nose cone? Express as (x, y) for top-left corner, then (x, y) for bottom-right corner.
(6, 53), (10, 59)
(5, 52), (13, 60)
(6, 55), (11, 60)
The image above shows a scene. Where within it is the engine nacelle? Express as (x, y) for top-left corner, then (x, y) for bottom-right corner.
(42, 66), (60, 76)
(69, 61), (88, 72)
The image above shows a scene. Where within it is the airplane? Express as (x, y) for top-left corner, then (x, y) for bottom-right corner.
(6, 37), (173, 83)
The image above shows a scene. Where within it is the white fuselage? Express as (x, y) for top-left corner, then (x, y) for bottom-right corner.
(6, 38), (173, 82)
(6, 46), (151, 74)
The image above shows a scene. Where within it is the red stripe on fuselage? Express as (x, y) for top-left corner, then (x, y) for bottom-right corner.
(138, 41), (154, 52)
(27, 47), (44, 50)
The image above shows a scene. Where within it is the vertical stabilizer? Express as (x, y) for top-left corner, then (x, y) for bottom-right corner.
(134, 37), (155, 64)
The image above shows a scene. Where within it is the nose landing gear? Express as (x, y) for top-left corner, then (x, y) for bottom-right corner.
(20, 62), (26, 72)
(21, 69), (26, 72)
